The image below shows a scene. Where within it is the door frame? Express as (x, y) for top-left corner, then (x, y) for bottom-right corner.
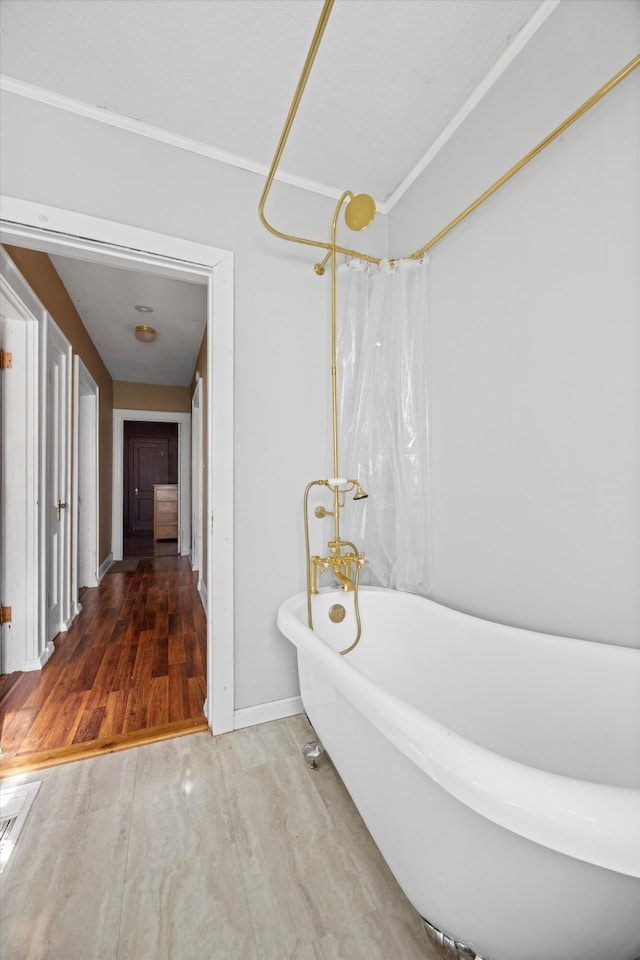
(112, 409), (190, 559)
(72, 355), (99, 602)
(45, 314), (73, 643)
(0, 196), (235, 734)
(191, 375), (203, 587)
(0, 260), (45, 671)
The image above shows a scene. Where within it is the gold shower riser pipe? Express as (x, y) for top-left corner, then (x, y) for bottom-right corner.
(258, 0), (639, 264)
(330, 193), (352, 486)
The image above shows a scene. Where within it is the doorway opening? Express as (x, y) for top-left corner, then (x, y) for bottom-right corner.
(0, 198), (235, 750)
(112, 409), (191, 565)
(123, 420), (179, 559)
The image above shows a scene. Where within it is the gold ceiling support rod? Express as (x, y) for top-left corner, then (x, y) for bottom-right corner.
(258, 0), (639, 265)
(408, 53), (640, 260)
(258, 0), (379, 265)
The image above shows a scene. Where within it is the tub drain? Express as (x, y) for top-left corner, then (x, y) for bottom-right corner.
(329, 604), (346, 623)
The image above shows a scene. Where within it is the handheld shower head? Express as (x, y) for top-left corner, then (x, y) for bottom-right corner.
(352, 481), (368, 501)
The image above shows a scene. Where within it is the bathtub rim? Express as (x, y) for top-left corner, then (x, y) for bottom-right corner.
(277, 587), (640, 879)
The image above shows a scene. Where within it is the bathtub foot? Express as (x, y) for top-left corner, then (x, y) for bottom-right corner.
(422, 918), (487, 960)
(302, 740), (325, 769)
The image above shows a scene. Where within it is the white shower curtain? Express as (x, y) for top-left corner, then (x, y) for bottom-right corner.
(336, 256), (431, 596)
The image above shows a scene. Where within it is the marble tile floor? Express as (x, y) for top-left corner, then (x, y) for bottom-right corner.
(0, 714), (441, 960)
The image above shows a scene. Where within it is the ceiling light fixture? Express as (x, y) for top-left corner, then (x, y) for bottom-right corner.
(134, 304), (154, 313)
(135, 324), (157, 343)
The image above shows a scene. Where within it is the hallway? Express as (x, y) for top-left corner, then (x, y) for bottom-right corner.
(0, 555), (207, 775)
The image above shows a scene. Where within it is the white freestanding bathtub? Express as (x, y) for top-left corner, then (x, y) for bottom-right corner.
(277, 587), (640, 960)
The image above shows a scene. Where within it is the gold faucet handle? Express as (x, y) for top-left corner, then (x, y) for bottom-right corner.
(341, 551), (367, 565)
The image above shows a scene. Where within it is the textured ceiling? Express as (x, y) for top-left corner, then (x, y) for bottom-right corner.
(1, 0), (545, 203)
(1, 0), (547, 384)
(49, 255), (207, 387)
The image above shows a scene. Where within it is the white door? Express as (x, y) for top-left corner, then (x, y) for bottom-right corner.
(0, 305), (8, 675)
(0, 272), (40, 672)
(73, 356), (99, 597)
(46, 318), (72, 643)
(77, 392), (98, 586)
(0, 303), (23, 675)
(0, 310), (4, 674)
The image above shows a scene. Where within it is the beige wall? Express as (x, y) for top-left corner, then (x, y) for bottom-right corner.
(113, 380), (191, 412)
(4, 245), (114, 567)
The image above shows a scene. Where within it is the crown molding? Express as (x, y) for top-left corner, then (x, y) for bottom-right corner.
(1, 0), (559, 219)
(0, 74), (372, 207)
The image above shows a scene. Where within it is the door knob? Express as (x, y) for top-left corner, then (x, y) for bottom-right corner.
(135, 488), (138, 495)
(56, 499), (68, 521)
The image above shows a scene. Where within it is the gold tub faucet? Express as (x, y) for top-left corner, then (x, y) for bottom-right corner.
(310, 549), (366, 594)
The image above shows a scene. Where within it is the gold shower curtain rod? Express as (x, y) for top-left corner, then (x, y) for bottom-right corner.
(258, 0), (640, 265)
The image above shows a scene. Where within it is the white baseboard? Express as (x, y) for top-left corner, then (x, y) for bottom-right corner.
(38, 639), (55, 669)
(233, 695), (304, 730)
(3, 640), (54, 673)
(198, 580), (207, 613)
(98, 553), (114, 581)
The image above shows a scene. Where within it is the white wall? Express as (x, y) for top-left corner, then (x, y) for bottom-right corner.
(389, 0), (640, 647)
(0, 93), (387, 708)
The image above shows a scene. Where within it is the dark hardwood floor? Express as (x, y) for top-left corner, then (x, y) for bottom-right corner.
(0, 551), (207, 775)
(123, 530), (180, 559)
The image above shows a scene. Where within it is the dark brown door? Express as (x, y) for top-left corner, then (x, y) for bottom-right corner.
(128, 438), (169, 531)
